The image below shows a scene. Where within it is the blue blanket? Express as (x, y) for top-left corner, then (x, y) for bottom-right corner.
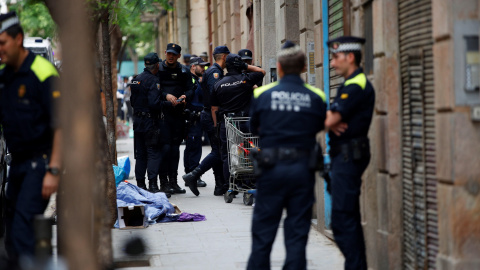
(115, 182), (176, 226)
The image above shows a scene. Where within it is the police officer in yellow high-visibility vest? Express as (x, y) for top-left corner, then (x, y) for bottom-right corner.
(325, 36), (375, 270)
(0, 12), (61, 268)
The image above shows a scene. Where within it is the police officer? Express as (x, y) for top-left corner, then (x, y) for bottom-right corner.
(199, 51), (208, 63)
(0, 12), (61, 267)
(183, 57), (210, 188)
(182, 46), (229, 196)
(130, 52), (171, 196)
(324, 36), (375, 270)
(247, 41), (327, 270)
(183, 53), (191, 66)
(211, 54), (265, 193)
(239, 48), (263, 88)
(157, 43), (194, 194)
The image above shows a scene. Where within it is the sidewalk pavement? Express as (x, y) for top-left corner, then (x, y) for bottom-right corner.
(113, 138), (344, 270)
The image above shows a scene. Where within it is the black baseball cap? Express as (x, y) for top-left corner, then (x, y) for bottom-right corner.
(238, 49), (252, 60)
(226, 53), (242, 65)
(190, 57), (210, 66)
(213, 46), (230, 55)
(144, 52), (160, 65)
(166, 43), (182, 55)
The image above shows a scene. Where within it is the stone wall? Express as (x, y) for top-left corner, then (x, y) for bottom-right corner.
(433, 0), (480, 269)
(154, 1), (480, 268)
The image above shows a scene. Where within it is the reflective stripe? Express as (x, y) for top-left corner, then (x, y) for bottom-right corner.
(253, 82), (279, 99)
(303, 84), (326, 103)
(192, 78), (195, 83)
(344, 72), (366, 90)
(30, 55), (59, 82)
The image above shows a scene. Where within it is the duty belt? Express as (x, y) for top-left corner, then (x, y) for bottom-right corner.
(11, 150), (50, 162)
(261, 147), (310, 161)
(329, 137), (369, 159)
(134, 111), (160, 118)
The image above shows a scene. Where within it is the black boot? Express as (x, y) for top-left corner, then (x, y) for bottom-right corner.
(136, 179), (147, 190)
(213, 170), (227, 196)
(159, 175), (174, 196)
(148, 179), (160, 193)
(197, 179), (207, 187)
(169, 174), (186, 194)
(184, 169), (191, 186)
(183, 167), (202, 196)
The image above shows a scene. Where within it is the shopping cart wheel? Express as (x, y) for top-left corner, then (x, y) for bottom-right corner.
(243, 193), (254, 206)
(224, 191), (234, 203)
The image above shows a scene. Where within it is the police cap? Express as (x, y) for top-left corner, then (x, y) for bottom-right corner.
(0, 12), (20, 34)
(183, 54), (191, 59)
(277, 40), (301, 58)
(166, 43), (182, 55)
(238, 49), (253, 60)
(190, 57), (210, 66)
(144, 52), (160, 65)
(199, 52), (208, 58)
(213, 46), (230, 55)
(326, 36), (365, 53)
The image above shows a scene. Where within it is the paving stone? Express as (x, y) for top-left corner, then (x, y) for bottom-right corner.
(113, 138), (345, 269)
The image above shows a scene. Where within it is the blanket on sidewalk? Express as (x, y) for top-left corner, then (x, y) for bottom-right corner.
(115, 182), (175, 226)
(114, 182), (206, 227)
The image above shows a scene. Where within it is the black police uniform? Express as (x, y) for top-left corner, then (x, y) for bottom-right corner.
(182, 59), (226, 195)
(247, 74), (327, 270)
(157, 47), (194, 194)
(328, 67), (374, 270)
(0, 51), (59, 262)
(183, 74), (203, 176)
(130, 60), (170, 193)
(211, 58), (264, 190)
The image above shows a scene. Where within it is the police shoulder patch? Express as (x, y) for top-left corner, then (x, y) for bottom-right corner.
(213, 73), (219, 79)
(157, 83), (160, 90)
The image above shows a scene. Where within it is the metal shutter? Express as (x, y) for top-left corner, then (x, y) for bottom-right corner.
(398, 0), (439, 269)
(328, 0), (344, 99)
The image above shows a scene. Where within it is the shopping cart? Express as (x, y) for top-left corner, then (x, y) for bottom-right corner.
(224, 116), (259, 205)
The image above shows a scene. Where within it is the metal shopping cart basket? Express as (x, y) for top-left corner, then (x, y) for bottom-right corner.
(224, 116), (259, 205)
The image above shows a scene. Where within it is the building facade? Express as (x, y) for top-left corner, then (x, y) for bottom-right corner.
(155, 0), (480, 269)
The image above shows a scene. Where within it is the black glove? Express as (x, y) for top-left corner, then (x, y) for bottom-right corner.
(233, 58), (248, 71)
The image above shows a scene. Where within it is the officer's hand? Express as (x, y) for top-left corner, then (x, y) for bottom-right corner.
(330, 122), (348, 136)
(166, 94), (178, 106)
(179, 95), (186, 104)
(42, 173), (59, 199)
(233, 58), (248, 71)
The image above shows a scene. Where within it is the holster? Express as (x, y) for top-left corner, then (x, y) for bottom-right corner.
(308, 142), (324, 172)
(250, 148), (276, 177)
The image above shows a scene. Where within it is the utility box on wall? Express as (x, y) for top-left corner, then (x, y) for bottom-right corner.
(454, 20), (480, 106)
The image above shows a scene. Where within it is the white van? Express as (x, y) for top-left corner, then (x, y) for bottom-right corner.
(23, 37), (54, 64)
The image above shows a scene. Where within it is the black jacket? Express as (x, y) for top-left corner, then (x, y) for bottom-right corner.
(158, 61), (194, 115)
